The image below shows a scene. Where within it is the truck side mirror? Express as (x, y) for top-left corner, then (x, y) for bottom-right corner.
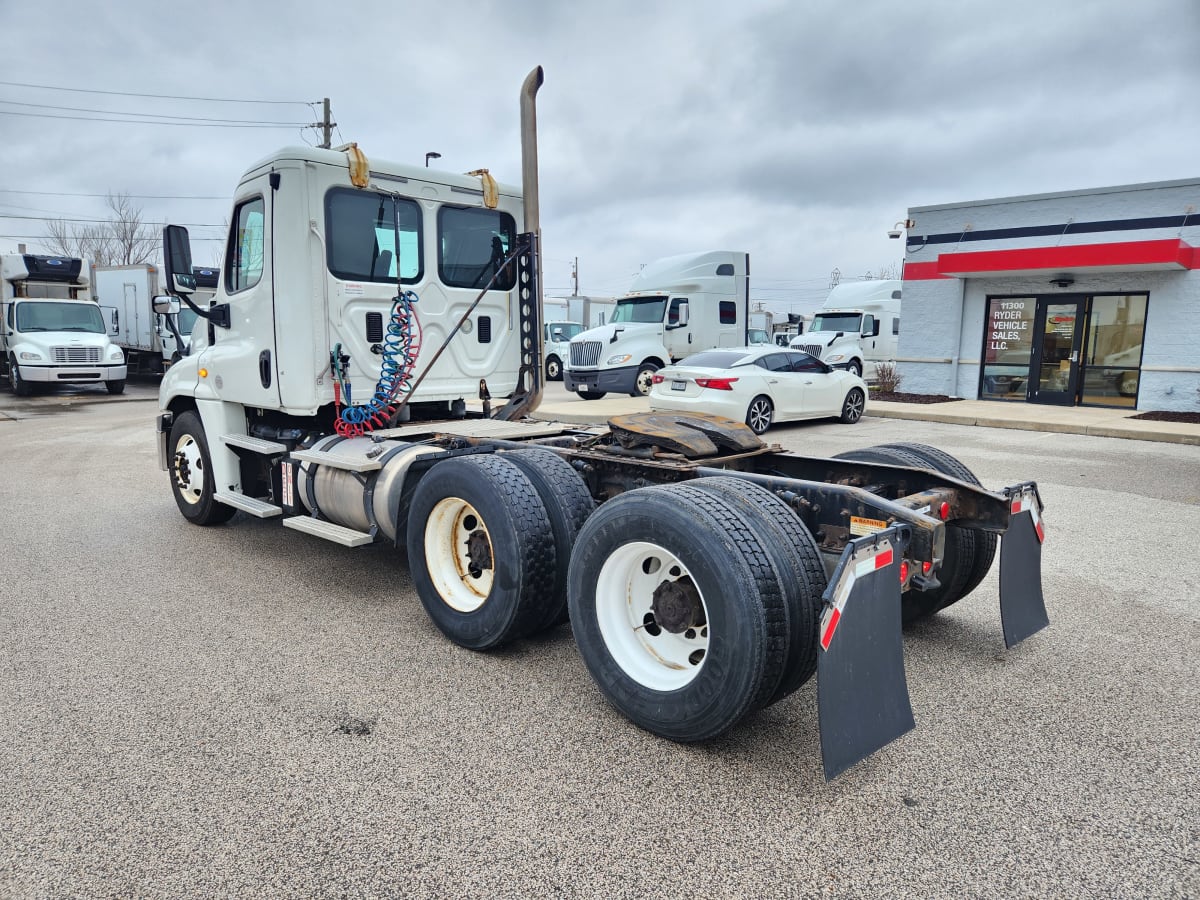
(163, 225), (197, 295)
(677, 302), (689, 327)
(871, 321), (881, 337)
(153, 295), (180, 316)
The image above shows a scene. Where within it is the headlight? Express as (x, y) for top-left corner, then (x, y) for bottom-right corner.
(109, 349), (124, 361)
(606, 354), (632, 365)
(827, 354), (846, 362)
(18, 351), (42, 361)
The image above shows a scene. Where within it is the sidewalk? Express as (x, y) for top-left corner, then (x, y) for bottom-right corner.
(530, 392), (1200, 446)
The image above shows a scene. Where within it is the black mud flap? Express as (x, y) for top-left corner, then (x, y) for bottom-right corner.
(817, 525), (915, 781)
(999, 484), (1049, 649)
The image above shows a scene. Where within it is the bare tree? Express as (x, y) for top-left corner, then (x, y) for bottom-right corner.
(42, 192), (159, 267)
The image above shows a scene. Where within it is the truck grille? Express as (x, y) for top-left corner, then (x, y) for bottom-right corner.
(570, 341), (602, 368)
(52, 346), (101, 364)
(796, 343), (824, 358)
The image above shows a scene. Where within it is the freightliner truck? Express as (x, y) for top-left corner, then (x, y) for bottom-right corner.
(155, 68), (1049, 780)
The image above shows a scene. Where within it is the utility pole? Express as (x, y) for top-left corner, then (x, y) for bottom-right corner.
(571, 257), (578, 296)
(318, 98), (335, 149)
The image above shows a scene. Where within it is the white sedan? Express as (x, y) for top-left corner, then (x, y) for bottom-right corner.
(648, 347), (867, 434)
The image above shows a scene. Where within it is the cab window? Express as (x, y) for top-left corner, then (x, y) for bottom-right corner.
(438, 206), (517, 290)
(226, 197), (265, 293)
(325, 188), (422, 284)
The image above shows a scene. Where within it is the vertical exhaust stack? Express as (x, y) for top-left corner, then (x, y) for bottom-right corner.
(511, 65), (545, 418)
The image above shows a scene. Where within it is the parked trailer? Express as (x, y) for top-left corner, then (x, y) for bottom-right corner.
(154, 68), (1048, 779)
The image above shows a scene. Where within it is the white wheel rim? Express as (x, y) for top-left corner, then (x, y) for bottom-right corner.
(424, 497), (494, 612)
(172, 434), (205, 505)
(636, 370), (654, 394)
(595, 541), (710, 691)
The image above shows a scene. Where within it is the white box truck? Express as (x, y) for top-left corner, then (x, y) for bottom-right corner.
(1, 254), (127, 395)
(790, 280), (901, 379)
(96, 264), (214, 372)
(563, 250), (749, 398)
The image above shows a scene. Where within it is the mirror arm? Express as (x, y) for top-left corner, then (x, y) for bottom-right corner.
(176, 293), (230, 329)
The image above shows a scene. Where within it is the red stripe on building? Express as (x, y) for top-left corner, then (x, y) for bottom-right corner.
(904, 239), (1198, 280)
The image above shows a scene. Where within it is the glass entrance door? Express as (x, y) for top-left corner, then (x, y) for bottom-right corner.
(1030, 299), (1085, 405)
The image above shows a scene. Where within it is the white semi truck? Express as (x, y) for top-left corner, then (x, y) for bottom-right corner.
(1, 254), (127, 395)
(790, 280), (901, 379)
(154, 67), (1049, 780)
(562, 251), (749, 399)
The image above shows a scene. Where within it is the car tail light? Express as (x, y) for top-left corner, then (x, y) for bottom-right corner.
(695, 377), (738, 390)
(652, 374), (665, 384)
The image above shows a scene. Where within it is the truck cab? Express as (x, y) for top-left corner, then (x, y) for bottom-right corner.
(563, 250), (749, 398)
(0, 254), (127, 395)
(543, 320), (583, 380)
(790, 280), (901, 380)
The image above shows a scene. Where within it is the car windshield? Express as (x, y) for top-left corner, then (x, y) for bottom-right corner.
(611, 295), (667, 324)
(811, 312), (862, 333)
(674, 350), (752, 369)
(15, 301), (105, 333)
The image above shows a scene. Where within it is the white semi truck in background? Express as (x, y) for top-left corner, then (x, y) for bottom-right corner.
(151, 66), (1048, 780)
(790, 280), (901, 379)
(562, 250), (750, 399)
(0, 253), (126, 395)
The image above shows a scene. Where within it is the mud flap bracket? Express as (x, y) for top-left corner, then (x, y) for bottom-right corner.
(817, 524), (915, 781)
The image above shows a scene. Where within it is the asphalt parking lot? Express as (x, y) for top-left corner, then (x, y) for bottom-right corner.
(1, 384), (1197, 897)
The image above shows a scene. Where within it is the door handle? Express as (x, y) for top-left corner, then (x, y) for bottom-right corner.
(1069, 351), (1079, 363)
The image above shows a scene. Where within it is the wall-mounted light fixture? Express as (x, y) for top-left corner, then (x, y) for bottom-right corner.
(1050, 275), (1075, 288)
(888, 219), (915, 239)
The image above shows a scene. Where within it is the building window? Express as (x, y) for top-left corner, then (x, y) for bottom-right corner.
(981, 297), (1036, 401)
(1080, 294), (1146, 407)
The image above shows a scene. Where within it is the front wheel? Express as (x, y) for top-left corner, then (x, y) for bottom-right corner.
(840, 387), (865, 423)
(545, 356), (562, 381)
(106, 379), (126, 395)
(577, 390), (607, 400)
(847, 359), (863, 378)
(745, 395), (774, 434)
(630, 363), (659, 397)
(168, 410), (236, 525)
(9, 357), (32, 397)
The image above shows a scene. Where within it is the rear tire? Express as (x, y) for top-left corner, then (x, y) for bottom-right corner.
(406, 455), (557, 650)
(502, 449), (595, 629)
(688, 477), (826, 704)
(568, 484), (787, 741)
(106, 379), (126, 395)
(839, 387), (865, 423)
(168, 410), (237, 526)
(834, 444), (974, 625)
(745, 395), (774, 435)
(875, 442), (998, 608)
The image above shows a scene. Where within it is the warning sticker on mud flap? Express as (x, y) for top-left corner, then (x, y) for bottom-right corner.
(850, 516), (888, 536)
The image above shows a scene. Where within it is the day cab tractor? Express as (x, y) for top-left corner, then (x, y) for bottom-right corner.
(155, 67), (1049, 780)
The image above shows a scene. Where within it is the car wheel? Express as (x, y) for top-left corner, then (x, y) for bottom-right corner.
(847, 359), (863, 378)
(630, 363), (659, 397)
(745, 395), (773, 434)
(839, 387), (865, 423)
(545, 356), (562, 381)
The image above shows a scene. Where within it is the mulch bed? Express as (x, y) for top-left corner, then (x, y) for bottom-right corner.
(1129, 410), (1200, 424)
(872, 392), (963, 404)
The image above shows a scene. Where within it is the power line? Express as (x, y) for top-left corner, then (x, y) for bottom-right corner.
(0, 79), (310, 105)
(0, 99), (307, 126)
(0, 233), (225, 242)
(0, 109), (310, 129)
(0, 212), (224, 227)
(0, 189), (226, 200)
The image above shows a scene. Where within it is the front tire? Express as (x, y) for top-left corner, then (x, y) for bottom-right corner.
(577, 390), (607, 400)
(630, 363), (659, 397)
(847, 359), (863, 378)
(9, 357), (32, 397)
(407, 455), (558, 650)
(545, 356), (562, 381)
(106, 379), (126, 395)
(745, 395), (774, 434)
(568, 484), (787, 741)
(168, 410), (236, 525)
(840, 387), (865, 423)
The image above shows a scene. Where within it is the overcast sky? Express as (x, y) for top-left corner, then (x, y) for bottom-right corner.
(3, 0), (1197, 315)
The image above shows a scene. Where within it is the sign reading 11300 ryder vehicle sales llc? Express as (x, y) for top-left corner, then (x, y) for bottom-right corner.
(985, 298), (1034, 363)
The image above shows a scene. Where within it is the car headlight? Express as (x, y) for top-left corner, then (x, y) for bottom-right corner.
(18, 351), (42, 361)
(827, 354), (846, 362)
(109, 349), (125, 361)
(606, 354), (632, 365)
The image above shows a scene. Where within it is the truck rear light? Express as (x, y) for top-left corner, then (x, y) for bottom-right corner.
(938, 501), (950, 520)
(652, 374), (665, 384)
(899, 560), (909, 583)
(921, 560), (933, 575)
(695, 377), (738, 390)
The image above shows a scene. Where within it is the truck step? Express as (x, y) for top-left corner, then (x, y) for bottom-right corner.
(289, 448), (382, 472)
(282, 516), (375, 547)
(222, 434), (289, 454)
(215, 491), (283, 518)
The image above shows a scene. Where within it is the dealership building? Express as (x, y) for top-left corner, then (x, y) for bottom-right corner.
(897, 177), (1199, 411)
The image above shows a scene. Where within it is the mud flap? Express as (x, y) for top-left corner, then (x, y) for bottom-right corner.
(817, 525), (915, 781)
(999, 484), (1049, 649)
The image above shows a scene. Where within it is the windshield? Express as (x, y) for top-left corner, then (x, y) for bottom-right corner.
(811, 312), (863, 333)
(547, 322), (584, 341)
(177, 307), (200, 334)
(15, 301), (105, 333)
(611, 295), (667, 324)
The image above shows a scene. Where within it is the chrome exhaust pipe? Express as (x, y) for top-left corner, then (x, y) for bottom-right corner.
(509, 65), (545, 418)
